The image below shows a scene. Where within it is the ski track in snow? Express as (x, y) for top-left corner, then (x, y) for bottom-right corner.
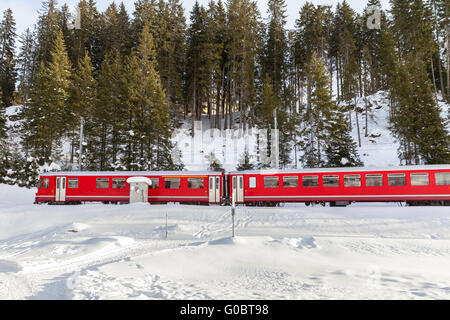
(0, 184), (450, 300)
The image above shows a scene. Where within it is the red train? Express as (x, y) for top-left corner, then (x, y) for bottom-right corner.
(35, 165), (450, 206)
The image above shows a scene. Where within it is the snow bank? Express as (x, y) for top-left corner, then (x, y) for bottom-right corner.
(126, 177), (153, 185)
(0, 184), (450, 300)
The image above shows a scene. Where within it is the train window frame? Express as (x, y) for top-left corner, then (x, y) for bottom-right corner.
(68, 178), (79, 189)
(112, 178), (126, 189)
(410, 173), (429, 186)
(344, 175), (361, 187)
(264, 176), (279, 188)
(303, 176), (319, 188)
(188, 178), (204, 189)
(39, 178), (50, 189)
(165, 178), (180, 189)
(283, 176), (299, 188)
(149, 178), (159, 189)
(96, 178), (109, 189)
(249, 177), (257, 188)
(366, 174), (383, 187)
(435, 172), (450, 185)
(323, 175), (339, 187)
(388, 173), (406, 186)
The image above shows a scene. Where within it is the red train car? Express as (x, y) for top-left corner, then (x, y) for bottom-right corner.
(35, 171), (225, 205)
(228, 165), (450, 206)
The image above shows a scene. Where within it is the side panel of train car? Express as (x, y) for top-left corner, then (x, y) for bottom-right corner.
(229, 166), (450, 205)
(35, 172), (224, 205)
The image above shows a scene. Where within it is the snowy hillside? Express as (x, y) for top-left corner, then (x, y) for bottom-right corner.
(0, 184), (450, 300)
(173, 91), (449, 170)
(6, 91), (449, 172)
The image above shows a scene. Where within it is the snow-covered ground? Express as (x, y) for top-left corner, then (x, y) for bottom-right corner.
(0, 184), (449, 300)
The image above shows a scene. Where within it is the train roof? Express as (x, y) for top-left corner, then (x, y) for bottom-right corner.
(229, 165), (450, 175)
(39, 171), (224, 177)
(37, 165), (450, 177)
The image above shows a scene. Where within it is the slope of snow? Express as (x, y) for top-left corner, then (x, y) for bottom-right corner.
(349, 91), (401, 167)
(0, 184), (449, 300)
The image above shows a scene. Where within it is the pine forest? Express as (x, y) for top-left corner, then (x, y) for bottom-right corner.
(0, 0), (449, 187)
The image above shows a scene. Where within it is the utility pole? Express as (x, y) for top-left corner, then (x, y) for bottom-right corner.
(273, 109), (279, 169)
(232, 190), (236, 238)
(79, 117), (85, 171)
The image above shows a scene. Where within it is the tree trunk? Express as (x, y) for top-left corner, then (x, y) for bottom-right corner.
(192, 78), (196, 136)
(431, 53), (438, 96)
(355, 96), (361, 148)
(446, 11), (450, 101)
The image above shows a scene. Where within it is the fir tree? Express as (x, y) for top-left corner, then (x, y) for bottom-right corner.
(264, 0), (288, 96)
(21, 30), (72, 164)
(302, 52), (361, 168)
(236, 151), (256, 171)
(93, 50), (126, 170)
(68, 51), (97, 168)
(0, 9), (17, 110)
(35, 0), (62, 65)
(129, 24), (175, 170)
(17, 28), (36, 104)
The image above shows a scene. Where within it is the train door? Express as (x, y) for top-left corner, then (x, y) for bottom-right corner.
(55, 176), (66, 202)
(129, 182), (148, 203)
(232, 175), (244, 203)
(209, 176), (221, 203)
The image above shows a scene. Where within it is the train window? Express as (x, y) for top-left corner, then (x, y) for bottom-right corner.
(344, 175), (361, 187)
(149, 178), (159, 189)
(39, 178), (49, 189)
(96, 178), (109, 189)
(68, 178), (79, 189)
(283, 176), (299, 188)
(388, 174), (406, 186)
(303, 176), (319, 188)
(188, 178), (204, 189)
(323, 175), (339, 187)
(165, 178), (180, 189)
(366, 174), (383, 187)
(410, 173), (429, 186)
(264, 177), (279, 188)
(435, 172), (450, 185)
(249, 177), (257, 188)
(112, 178), (126, 189)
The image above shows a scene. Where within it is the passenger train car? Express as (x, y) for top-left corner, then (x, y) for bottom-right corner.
(35, 165), (450, 206)
(35, 171), (224, 205)
(228, 165), (450, 206)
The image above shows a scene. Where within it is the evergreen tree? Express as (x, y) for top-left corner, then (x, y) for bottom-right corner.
(68, 51), (97, 168)
(236, 151), (256, 170)
(21, 30), (72, 164)
(302, 52), (361, 168)
(92, 50), (126, 170)
(264, 0), (287, 96)
(390, 58), (449, 164)
(185, 1), (215, 128)
(155, 0), (186, 122)
(225, 0), (262, 130)
(65, 0), (99, 67)
(128, 24), (175, 170)
(0, 9), (17, 110)
(325, 106), (363, 167)
(17, 28), (36, 104)
(35, 0), (62, 65)
(206, 152), (224, 171)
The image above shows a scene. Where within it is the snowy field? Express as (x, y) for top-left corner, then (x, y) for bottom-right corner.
(0, 184), (450, 300)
